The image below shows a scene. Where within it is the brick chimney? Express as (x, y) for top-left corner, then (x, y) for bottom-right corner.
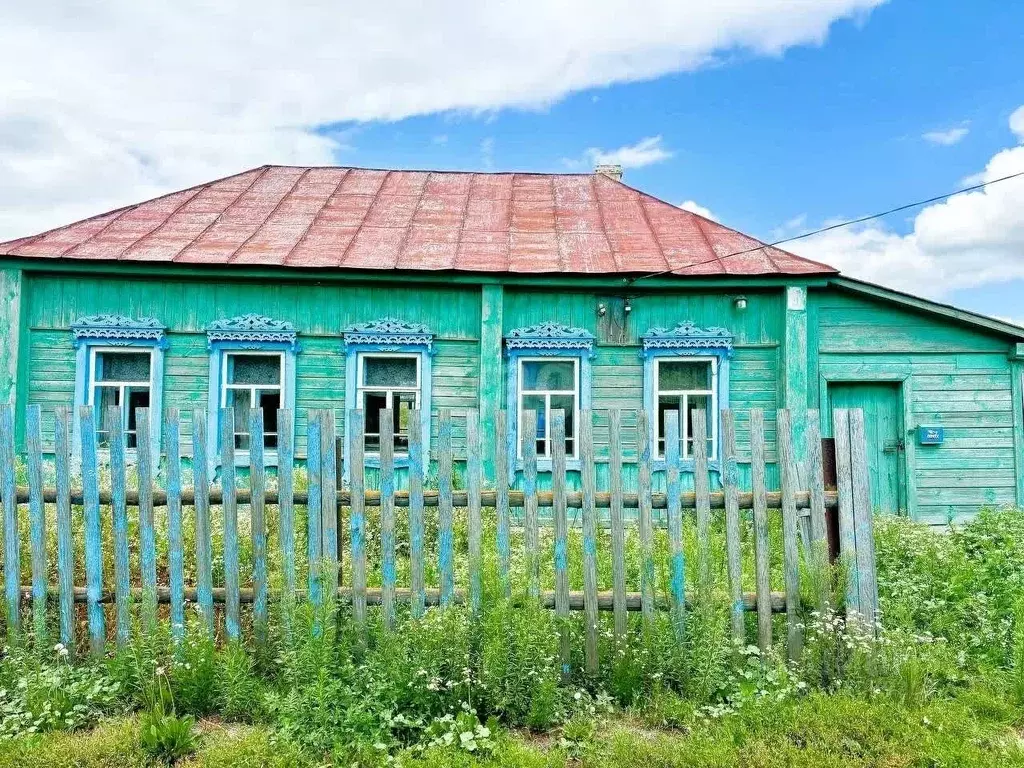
(594, 164), (623, 181)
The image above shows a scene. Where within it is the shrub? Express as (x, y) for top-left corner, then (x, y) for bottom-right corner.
(0, 644), (123, 739)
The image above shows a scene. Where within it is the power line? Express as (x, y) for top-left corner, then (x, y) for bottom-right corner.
(626, 169), (1024, 284)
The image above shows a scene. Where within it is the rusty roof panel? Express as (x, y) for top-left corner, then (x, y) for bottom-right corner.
(0, 165), (837, 277)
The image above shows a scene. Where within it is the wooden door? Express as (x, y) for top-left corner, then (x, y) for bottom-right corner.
(828, 382), (906, 514)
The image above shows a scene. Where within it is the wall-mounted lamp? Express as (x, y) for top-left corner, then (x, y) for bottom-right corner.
(624, 298), (632, 314)
(597, 303), (607, 317)
(734, 295), (748, 311)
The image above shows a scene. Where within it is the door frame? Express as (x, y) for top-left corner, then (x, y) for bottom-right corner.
(819, 366), (916, 519)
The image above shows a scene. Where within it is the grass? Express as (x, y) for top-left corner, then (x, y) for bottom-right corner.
(3, 506), (1024, 765)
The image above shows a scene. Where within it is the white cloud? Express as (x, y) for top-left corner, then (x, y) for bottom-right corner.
(788, 106), (1024, 298)
(0, 0), (883, 240)
(679, 200), (717, 220)
(923, 125), (969, 146)
(587, 136), (673, 169)
(1011, 106), (1024, 141)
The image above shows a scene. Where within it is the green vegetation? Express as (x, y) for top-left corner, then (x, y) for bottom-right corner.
(2, 508), (1024, 765)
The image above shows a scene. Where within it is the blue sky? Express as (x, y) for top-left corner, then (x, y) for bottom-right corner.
(329, 1), (1023, 317)
(2, 1), (1022, 318)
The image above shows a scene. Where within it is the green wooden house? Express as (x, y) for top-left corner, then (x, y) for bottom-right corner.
(1, 164), (1021, 525)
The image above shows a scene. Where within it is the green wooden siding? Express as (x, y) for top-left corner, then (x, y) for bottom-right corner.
(18, 271), (1024, 520)
(813, 287), (1019, 525)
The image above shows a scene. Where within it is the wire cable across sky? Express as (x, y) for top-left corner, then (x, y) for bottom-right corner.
(626, 169), (1024, 284)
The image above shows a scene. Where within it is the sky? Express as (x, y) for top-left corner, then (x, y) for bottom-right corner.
(1, 1), (1022, 320)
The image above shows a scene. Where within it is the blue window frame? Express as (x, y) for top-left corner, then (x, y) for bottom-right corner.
(641, 322), (732, 469)
(71, 314), (167, 465)
(505, 322), (594, 478)
(343, 319), (434, 478)
(206, 315), (298, 466)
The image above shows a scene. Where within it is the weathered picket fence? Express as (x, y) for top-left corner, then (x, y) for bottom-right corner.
(0, 403), (877, 674)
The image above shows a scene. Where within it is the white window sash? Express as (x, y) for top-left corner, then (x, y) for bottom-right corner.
(356, 352), (421, 455)
(654, 356), (718, 460)
(517, 356), (580, 460)
(220, 350), (285, 446)
(87, 347), (154, 444)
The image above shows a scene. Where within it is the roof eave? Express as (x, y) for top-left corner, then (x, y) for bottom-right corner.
(830, 276), (1024, 341)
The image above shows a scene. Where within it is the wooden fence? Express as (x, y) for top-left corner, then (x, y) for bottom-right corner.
(0, 403), (877, 673)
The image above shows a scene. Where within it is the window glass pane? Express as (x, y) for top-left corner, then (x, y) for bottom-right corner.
(685, 394), (713, 458)
(521, 394), (546, 457)
(522, 360), (575, 391)
(97, 351), (150, 382)
(225, 389), (251, 450)
(657, 395), (684, 456)
(126, 388), (150, 448)
(363, 356), (417, 388)
(227, 354), (281, 386)
(395, 392), (416, 453)
(363, 391), (386, 453)
(95, 386), (120, 447)
(549, 394), (575, 456)
(259, 390), (281, 448)
(658, 360), (711, 392)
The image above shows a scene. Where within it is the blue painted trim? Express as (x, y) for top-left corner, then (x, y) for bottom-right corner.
(504, 346), (593, 482)
(640, 323), (733, 474)
(206, 339), (297, 471)
(343, 342), (433, 481)
(71, 334), (166, 470)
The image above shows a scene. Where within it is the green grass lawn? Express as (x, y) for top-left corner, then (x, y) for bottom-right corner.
(2, 507), (1024, 766)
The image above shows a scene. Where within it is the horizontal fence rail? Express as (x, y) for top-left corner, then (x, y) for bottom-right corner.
(0, 403), (878, 673)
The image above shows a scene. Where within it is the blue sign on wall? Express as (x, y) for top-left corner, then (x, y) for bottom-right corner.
(917, 425), (944, 445)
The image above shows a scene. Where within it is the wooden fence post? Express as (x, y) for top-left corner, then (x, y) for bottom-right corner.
(320, 409), (339, 598)
(26, 405), (47, 643)
(494, 410), (511, 598)
(665, 411), (685, 641)
(608, 409), (627, 639)
(380, 409), (396, 628)
(1, 403), (20, 639)
(137, 407), (157, 632)
(849, 409), (879, 627)
(108, 407), (131, 646)
(438, 409), (454, 608)
(721, 409), (745, 647)
(348, 409), (366, 635)
(523, 413), (540, 601)
(249, 409), (268, 647)
(409, 410), (426, 619)
(750, 408), (772, 652)
(551, 410), (571, 678)
(220, 408), (240, 641)
(277, 408), (296, 619)
(192, 409), (214, 634)
(777, 409), (803, 661)
(79, 406), (105, 656)
(306, 410), (322, 606)
(466, 410), (483, 615)
(637, 410), (655, 625)
(54, 407), (75, 652)
(167, 409), (185, 643)
(580, 409), (599, 674)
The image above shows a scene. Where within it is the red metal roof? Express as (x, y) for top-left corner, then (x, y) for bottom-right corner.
(0, 166), (837, 277)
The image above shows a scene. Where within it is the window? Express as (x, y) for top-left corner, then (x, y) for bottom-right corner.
(205, 314), (298, 464)
(518, 358), (578, 458)
(357, 353), (420, 454)
(221, 352), (283, 450)
(89, 349), (153, 448)
(342, 319), (435, 477)
(504, 322), (595, 474)
(71, 314), (167, 465)
(655, 358), (716, 459)
(640, 322), (733, 468)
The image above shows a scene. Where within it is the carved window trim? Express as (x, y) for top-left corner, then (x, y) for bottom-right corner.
(205, 315), (298, 467)
(70, 315), (166, 467)
(342, 319), (435, 479)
